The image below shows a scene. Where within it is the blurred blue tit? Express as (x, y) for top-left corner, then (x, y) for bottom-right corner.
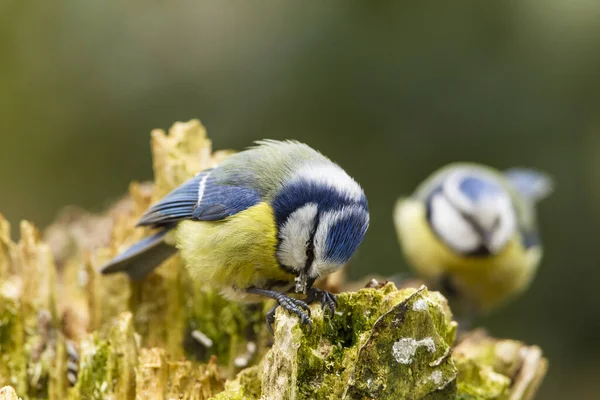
(100, 140), (369, 332)
(393, 163), (552, 314)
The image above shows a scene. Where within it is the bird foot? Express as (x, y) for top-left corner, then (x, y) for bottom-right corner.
(306, 287), (337, 317)
(246, 287), (312, 335)
(265, 293), (312, 335)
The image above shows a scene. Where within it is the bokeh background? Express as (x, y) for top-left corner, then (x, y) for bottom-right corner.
(2, 1), (599, 398)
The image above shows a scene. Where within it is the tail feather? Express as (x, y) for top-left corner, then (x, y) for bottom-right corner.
(504, 168), (553, 202)
(99, 230), (177, 281)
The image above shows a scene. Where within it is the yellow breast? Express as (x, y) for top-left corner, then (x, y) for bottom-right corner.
(393, 198), (541, 312)
(174, 202), (295, 300)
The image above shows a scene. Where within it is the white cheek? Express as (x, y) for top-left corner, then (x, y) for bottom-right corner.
(430, 194), (481, 253)
(310, 261), (342, 278)
(276, 203), (318, 271)
(313, 211), (334, 264)
(293, 164), (364, 201)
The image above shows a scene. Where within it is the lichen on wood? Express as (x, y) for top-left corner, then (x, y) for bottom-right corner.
(453, 330), (548, 400)
(260, 284), (458, 400)
(0, 119), (548, 399)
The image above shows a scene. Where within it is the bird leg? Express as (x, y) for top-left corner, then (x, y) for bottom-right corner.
(306, 287), (337, 317)
(247, 287), (312, 335)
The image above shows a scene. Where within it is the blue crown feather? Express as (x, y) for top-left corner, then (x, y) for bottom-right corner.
(325, 212), (369, 263)
(271, 180), (367, 227)
(458, 176), (503, 202)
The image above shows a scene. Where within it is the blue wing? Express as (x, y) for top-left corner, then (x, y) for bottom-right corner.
(138, 169), (262, 227)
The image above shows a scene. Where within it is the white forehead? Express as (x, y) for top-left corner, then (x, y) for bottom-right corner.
(443, 169), (507, 213)
(430, 194), (480, 253)
(293, 164), (363, 201)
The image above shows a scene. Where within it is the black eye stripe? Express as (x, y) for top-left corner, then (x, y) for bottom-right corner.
(428, 186), (487, 240)
(304, 213), (320, 271)
(448, 198), (487, 240)
(425, 187), (492, 257)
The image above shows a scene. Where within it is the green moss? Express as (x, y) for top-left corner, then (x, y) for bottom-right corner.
(68, 334), (113, 400)
(213, 365), (262, 400)
(0, 293), (26, 396)
(237, 366), (262, 398)
(23, 315), (55, 400)
(183, 277), (267, 376)
(455, 359), (509, 399)
(129, 257), (185, 359)
(344, 287), (458, 400)
(66, 312), (138, 400)
(454, 333), (525, 378)
(261, 284), (459, 400)
(108, 313), (137, 400)
(452, 331), (547, 399)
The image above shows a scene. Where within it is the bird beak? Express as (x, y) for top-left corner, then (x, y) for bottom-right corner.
(295, 271), (308, 294)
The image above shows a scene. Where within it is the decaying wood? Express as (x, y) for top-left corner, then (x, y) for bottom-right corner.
(0, 120), (547, 399)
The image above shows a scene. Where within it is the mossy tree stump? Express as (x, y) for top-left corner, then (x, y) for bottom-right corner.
(0, 120), (547, 399)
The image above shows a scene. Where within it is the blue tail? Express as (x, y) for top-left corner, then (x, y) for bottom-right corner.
(504, 168), (553, 202)
(99, 230), (177, 280)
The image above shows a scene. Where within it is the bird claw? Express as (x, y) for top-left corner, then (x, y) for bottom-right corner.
(266, 294), (312, 335)
(306, 288), (337, 317)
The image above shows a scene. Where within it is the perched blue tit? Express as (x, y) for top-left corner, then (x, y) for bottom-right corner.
(393, 163), (552, 314)
(100, 140), (369, 332)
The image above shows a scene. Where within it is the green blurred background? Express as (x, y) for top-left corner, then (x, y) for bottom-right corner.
(1, 1), (599, 398)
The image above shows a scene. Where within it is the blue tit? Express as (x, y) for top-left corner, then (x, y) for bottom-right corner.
(393, 163), (552, 314)
(100, 140), (369, 332)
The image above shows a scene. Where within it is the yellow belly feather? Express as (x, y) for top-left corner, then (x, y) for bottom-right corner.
(174, 202), (295, 301)
(394, 199), (541, 312)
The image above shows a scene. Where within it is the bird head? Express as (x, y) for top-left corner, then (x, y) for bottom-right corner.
(272, 164), (369, 292)
(427, 169), (516, 256)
